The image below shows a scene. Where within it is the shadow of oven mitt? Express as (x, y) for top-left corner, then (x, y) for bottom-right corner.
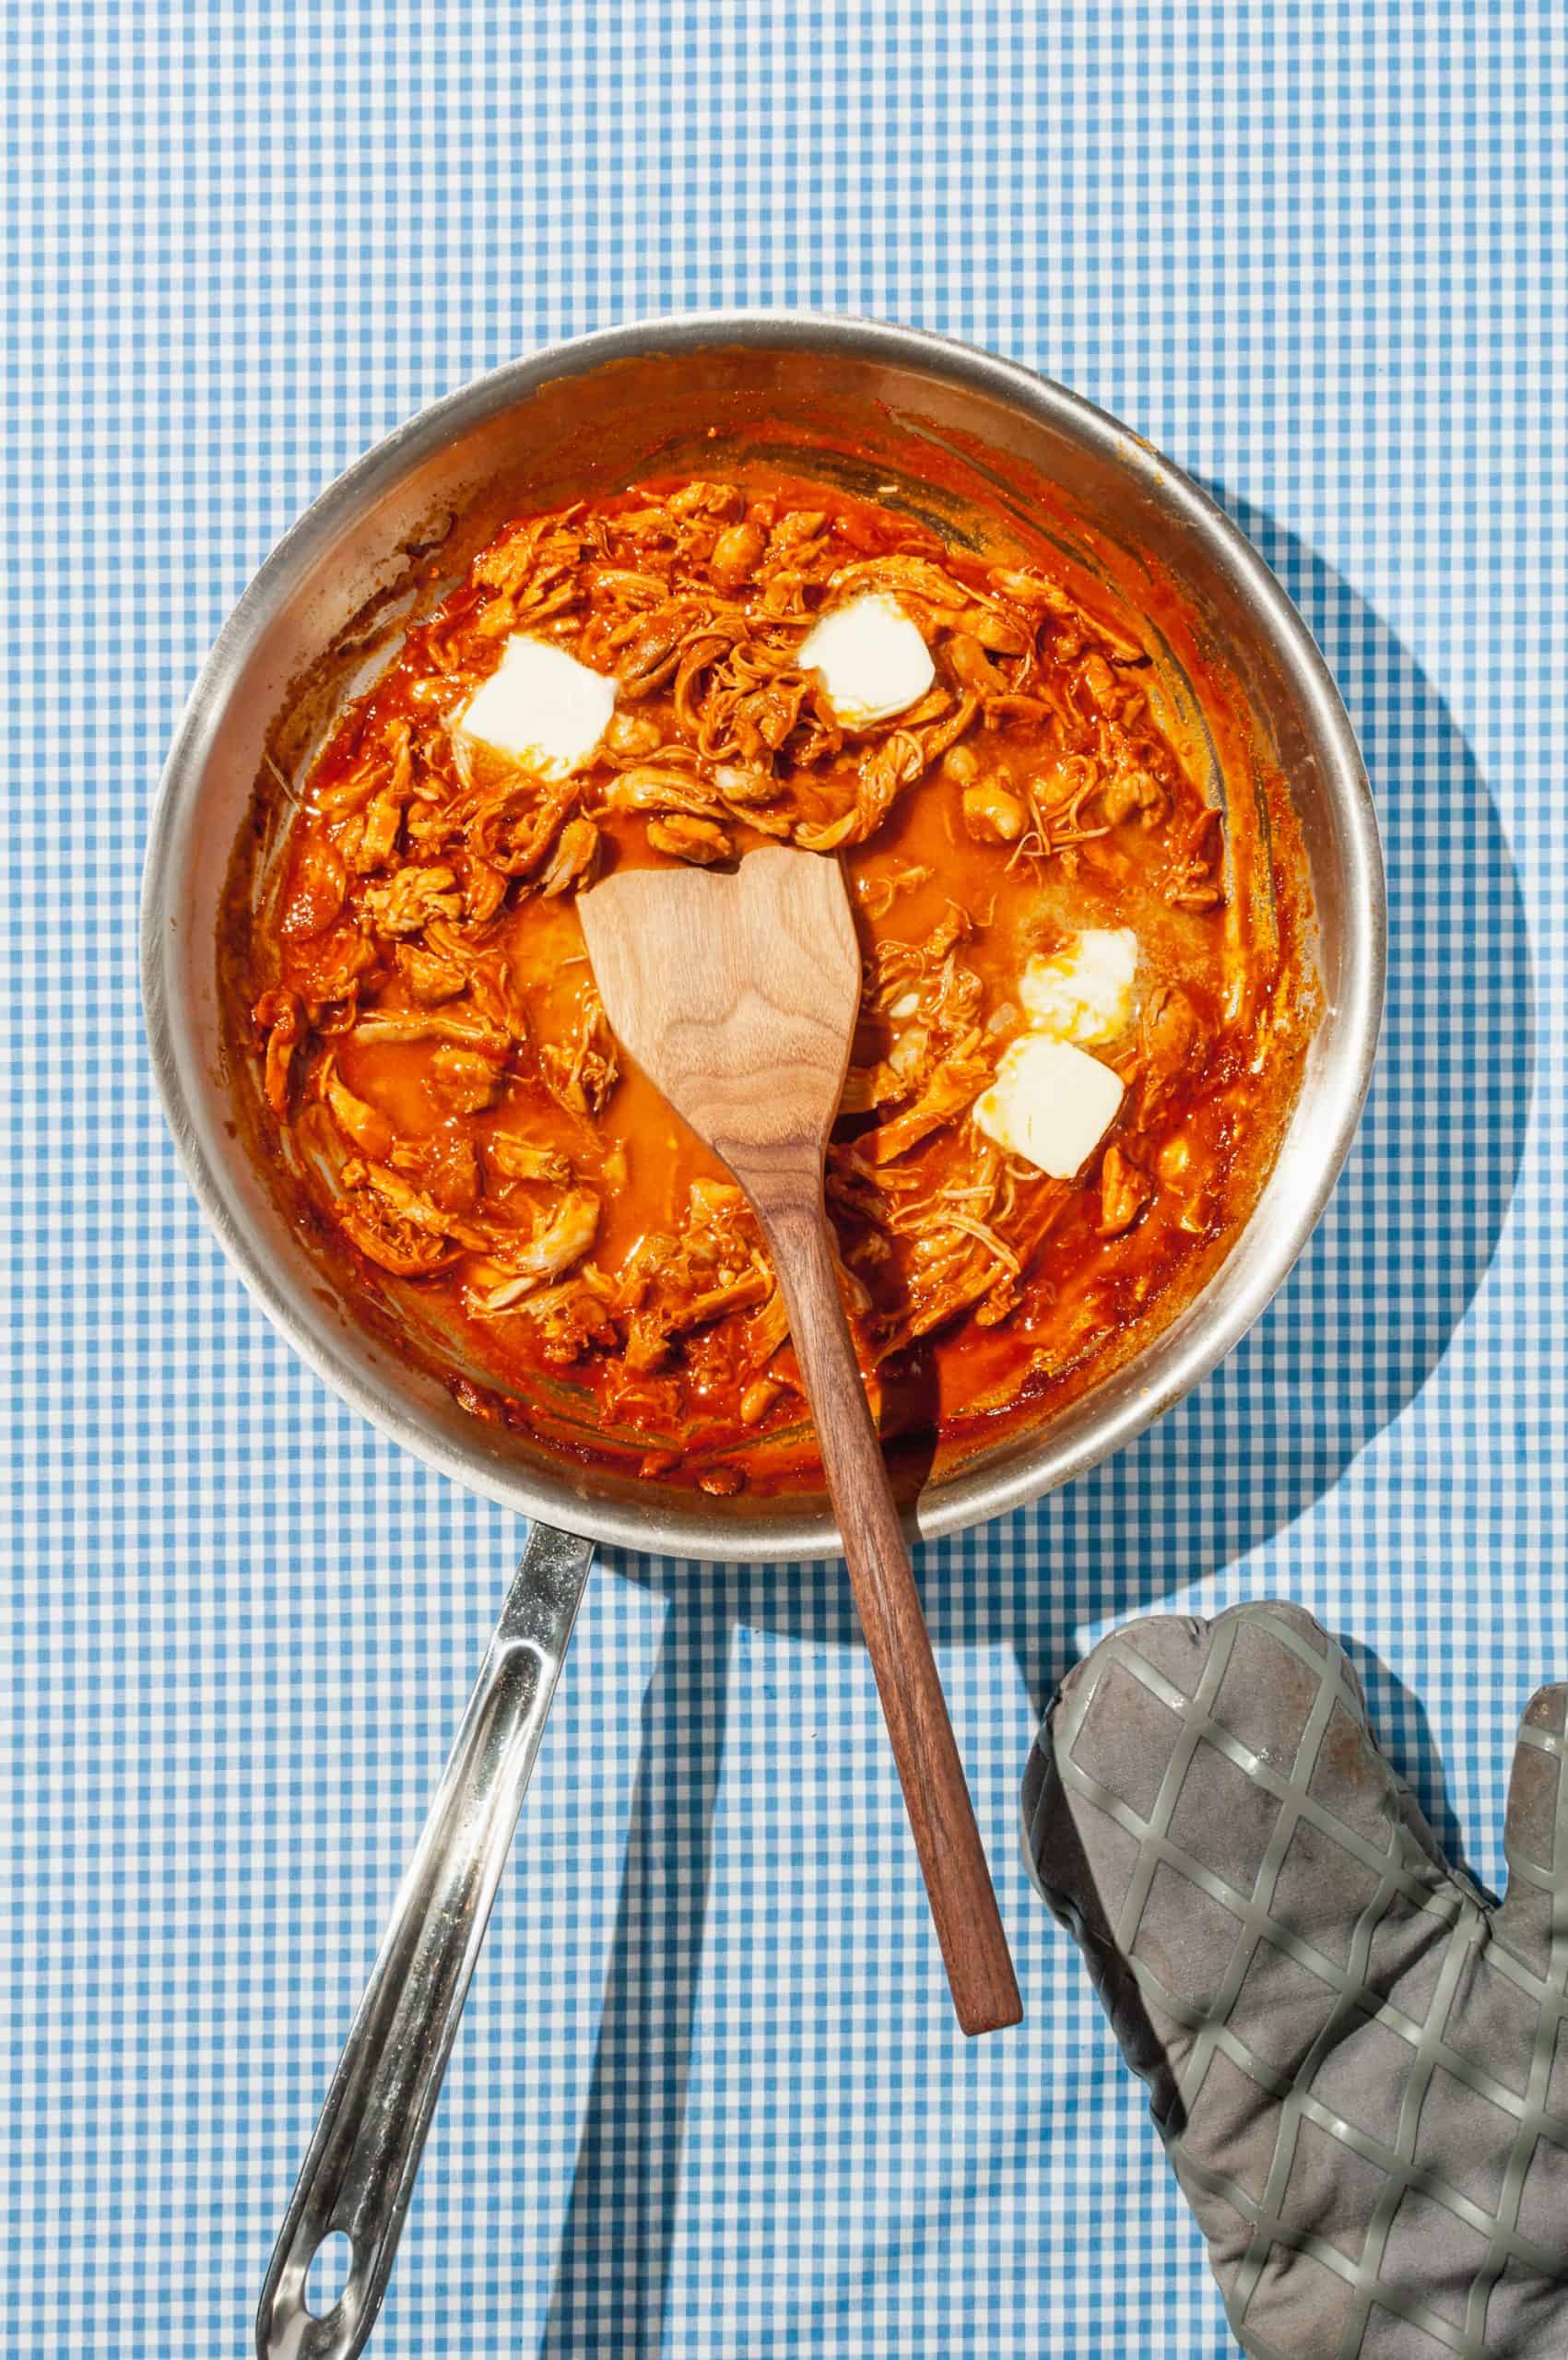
(1021, 1602), (1568, 2358)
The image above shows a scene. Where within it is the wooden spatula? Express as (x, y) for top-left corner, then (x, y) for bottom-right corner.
(580, 843), (1022, 2035)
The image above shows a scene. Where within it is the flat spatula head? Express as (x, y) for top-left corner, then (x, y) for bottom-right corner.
(578, 844), (862, 1199)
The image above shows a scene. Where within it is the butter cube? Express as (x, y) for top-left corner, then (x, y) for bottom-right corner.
(457, 635), (616, 779)
(1019, 927), (1138, 1046)
(796, 593), (935, 725)
(973, 1034), (1124, 1179)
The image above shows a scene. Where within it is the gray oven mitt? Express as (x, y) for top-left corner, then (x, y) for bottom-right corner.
(1022, 1602), (1568, 2357)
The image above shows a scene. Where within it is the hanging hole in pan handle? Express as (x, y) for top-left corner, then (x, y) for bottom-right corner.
(261, 2211), (371, 2360)
(304, 2231), (355, 2319)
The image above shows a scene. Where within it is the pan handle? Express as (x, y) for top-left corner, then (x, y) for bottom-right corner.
(255, 1519), (596, 2360)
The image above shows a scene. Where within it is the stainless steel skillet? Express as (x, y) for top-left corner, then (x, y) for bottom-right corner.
(140, 314), (1385, 2360)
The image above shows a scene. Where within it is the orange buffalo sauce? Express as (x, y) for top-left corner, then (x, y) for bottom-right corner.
(224, 473), (1312, 1495)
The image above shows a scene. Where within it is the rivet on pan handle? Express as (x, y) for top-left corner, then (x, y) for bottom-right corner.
(255, 1521), (596, 2360)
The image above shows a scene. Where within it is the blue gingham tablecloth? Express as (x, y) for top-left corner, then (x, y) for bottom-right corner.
(6, 6), (1563, 2355)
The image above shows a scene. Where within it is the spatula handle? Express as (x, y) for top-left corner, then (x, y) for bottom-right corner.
(760, 1195), (1022, 2037)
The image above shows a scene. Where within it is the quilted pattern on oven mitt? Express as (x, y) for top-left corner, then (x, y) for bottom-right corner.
(1021, 1602), (1568, 2358)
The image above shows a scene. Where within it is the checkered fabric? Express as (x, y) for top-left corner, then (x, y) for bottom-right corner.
(5, 5), (1563, 2356)
(1025, 1604), (1568, 2357)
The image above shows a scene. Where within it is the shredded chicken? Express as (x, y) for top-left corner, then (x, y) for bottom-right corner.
(320, 1058), (394, 1159)
(237, 471), (1269, 1489)
(540, 987), (619, 1117)
(335, 1160), (467, 1276)
(858, 1052), (992, 1165)
(472, 1192), (602, 1305)
(612, 1180), (772, 1374)
(646, 812), (732, 865)
(489, 1134), (572, 1186)
(361, 864), (463, 937)
(253, 988), (301, 1119)
(350, 1006), (509, 1053)
(395, 941), (466, 1004)
(1098, 1143), (1154, 1237)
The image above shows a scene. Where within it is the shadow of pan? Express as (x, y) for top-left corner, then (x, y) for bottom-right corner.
(534, 492), (1535, 2356)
